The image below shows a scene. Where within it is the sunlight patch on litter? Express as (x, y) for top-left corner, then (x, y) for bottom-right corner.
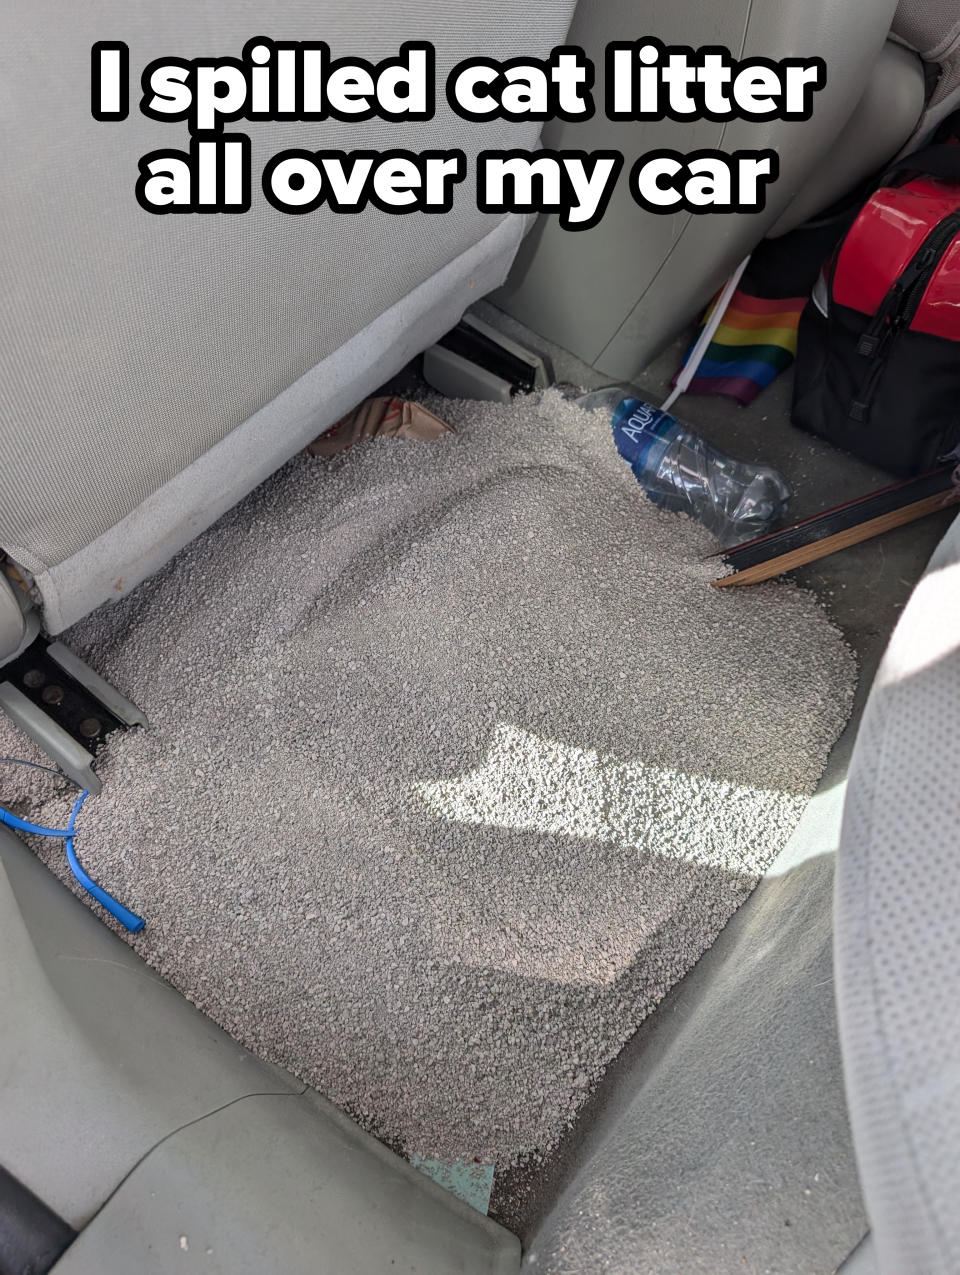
(415, 724), (804, 874)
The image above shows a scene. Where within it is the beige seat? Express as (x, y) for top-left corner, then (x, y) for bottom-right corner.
(0, 0), (575, 648)
(496, 0), (927, 380)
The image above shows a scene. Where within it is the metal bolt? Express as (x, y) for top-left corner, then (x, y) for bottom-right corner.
(41, 684), (64, 706)
(22, 668), (45, 688)
(78, 717), (102, 740)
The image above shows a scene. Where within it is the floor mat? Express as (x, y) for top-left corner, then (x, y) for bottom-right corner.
(2, 391), (856, 1168)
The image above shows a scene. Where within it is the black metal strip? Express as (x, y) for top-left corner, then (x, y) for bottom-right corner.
(4, 640), (125, 750)
(720, 466), (956, 570)
(436, 322), (537, 393)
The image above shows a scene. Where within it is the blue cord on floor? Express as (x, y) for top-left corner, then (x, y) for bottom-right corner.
(0, 807), (73, 838)
(63, 792), (145, 933)
(0, 770), (145, 933)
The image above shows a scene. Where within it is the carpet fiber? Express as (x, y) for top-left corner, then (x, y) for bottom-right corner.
(1, 392), (856, 1168)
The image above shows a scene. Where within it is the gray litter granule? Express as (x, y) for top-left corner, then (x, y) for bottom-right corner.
(2, 391), (856, 1167)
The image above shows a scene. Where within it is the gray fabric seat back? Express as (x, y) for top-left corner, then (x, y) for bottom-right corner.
(0, 2), (574, 633)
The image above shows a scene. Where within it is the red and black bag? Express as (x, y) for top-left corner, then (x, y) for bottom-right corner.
(792, 120), (960, 475)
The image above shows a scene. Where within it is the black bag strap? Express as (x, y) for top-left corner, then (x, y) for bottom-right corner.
(883, 143), (960, 184)
(882, 109), (960, 185)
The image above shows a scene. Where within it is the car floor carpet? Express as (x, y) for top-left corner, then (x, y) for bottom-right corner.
(0, 390), (856, 1170)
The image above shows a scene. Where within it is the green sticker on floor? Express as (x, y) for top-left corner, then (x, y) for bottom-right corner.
(410, 1156), (495, 1215)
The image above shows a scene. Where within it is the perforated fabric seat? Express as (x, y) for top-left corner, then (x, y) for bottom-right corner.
(0, 1), (574, 634)
(835, 508), (960, 1275)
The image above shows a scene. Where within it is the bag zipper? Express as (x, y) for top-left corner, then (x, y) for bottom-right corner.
(849, 209), (960, 423)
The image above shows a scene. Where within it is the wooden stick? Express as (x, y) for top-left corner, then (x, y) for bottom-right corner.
(712, 489), (960, 588)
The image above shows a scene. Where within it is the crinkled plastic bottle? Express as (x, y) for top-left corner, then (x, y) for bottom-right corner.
(578, 389), (791, 544)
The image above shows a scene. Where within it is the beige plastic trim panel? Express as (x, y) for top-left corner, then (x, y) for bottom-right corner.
(0, 576), (25, 663)
(50, 1094), (519, 1275)
(0, 824), (295, 1227)
(0, 826), (520, 1271)
(0, 572), (40, 668)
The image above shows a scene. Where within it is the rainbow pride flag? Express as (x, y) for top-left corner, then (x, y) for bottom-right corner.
(671, 214), (853, 406)
(675, 289), (806, 406)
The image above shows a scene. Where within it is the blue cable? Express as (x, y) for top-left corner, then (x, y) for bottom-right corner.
(63, 792), (145, 933)
(0, 757), (75, 836)
(0, 782), (145, 933)
(0, 807), (74, 837)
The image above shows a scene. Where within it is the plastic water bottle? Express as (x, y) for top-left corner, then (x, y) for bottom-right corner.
(577, 389), (791, 544)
